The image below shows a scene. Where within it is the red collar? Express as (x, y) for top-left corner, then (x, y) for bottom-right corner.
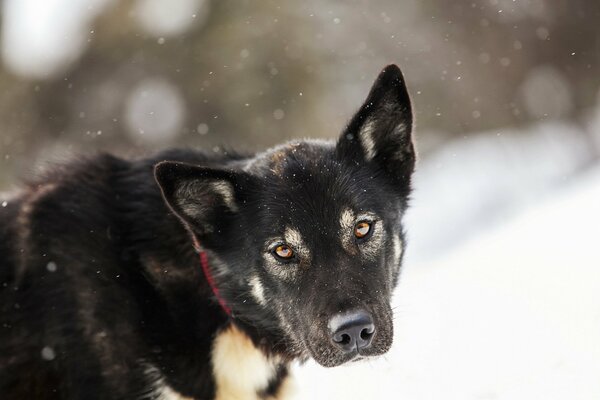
(192, 236), (232, 316)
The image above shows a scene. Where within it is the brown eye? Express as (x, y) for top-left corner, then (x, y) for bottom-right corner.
(354, 221), (371, 239)
(274, 244), (294, 259)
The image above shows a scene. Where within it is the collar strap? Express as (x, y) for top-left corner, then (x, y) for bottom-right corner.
(192, 236), (232, 317)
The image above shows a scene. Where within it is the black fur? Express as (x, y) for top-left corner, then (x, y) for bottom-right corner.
(0, 65), (415, 399)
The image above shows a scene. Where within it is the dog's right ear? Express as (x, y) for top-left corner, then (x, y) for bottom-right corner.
(154, 161), (253, 235)
(336, 64), (416, 191)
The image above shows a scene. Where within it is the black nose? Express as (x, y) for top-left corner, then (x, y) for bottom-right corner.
(328, 309), (375, 353)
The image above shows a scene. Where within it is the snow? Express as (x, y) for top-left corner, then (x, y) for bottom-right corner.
(291, 154), (600, 399)
(406, 122), (593, 265)
(46, 262), (58, 273)
(41, 346), (56, 361)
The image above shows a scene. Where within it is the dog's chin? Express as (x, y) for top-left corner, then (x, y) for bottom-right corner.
(311, 350), (357, 368)
(306, 340), (392, 368)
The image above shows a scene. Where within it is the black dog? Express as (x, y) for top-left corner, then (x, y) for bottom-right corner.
(0, 64), (415, 399)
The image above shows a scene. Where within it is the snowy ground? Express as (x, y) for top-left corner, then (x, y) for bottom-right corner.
(291, 128), (600, 399)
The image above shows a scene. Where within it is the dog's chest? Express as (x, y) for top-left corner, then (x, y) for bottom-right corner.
(148, 325), (290, 400)
(210, 325), (291, 400)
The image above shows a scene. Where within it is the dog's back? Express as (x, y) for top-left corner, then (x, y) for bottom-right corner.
(0, 156), (125, 398)
(0, 196), (35, 398)
(0, 195), (20, 287)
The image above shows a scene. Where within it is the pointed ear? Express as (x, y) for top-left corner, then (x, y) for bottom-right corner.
(154, 161), (251, 235)
(336, 64), (416, 187)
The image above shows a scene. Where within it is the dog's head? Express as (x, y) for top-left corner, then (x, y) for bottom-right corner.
(155, 65), (415, 367)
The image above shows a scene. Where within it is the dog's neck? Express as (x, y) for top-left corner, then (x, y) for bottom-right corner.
(117, 167), (296, 397)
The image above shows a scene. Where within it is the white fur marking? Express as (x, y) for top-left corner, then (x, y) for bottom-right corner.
(283, 227), (302, 249)
(359, 120), (377, 161)
(249, 276), (267, 305)
(212, 325), (281, 400)
(339, 208), (357, 253)
(339, 208), (355, 231)
(284, 227), (311, 260)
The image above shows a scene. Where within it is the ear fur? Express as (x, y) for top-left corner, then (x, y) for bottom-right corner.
(154, 161), (248, 235)
(336, 64), (416, 186)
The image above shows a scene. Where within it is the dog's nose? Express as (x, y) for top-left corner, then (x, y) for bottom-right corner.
(328, 309), (375, 353)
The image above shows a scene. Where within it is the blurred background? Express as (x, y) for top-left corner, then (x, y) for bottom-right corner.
(1, 0), (599, 399)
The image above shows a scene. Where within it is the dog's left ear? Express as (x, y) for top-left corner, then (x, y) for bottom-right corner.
(336, 64), (416, 188)
(154, 161), (253, 236)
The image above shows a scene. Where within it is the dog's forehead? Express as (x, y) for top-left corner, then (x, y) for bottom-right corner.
(262, 170), (363, 233)
(252, 139), (393, 236)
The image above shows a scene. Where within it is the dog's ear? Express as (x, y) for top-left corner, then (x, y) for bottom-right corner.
(336, 64), (415, 189)
(154, 161), (252, 235)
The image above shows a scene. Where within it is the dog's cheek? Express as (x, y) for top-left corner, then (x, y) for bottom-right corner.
(371, 303), (395, 355)
(268, 297), (305, 356)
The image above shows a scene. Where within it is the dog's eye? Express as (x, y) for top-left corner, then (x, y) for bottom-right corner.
(354, 221), (371, 239)
(273, 244), (294, 260)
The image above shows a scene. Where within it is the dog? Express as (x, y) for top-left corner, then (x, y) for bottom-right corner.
(0, 64), (416, 399)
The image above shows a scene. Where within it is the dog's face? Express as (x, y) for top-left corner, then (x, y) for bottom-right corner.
(155, 65), (415, 367)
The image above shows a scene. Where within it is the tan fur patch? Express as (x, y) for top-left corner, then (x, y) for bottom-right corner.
(339, 208), (358, 254)
(212, 325), (290, 400)
(283, 227), (310, 260)
(249, 275), (267, 305)
(266, 376), (294, 400)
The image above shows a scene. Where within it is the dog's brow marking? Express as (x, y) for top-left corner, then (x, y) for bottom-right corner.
(339, 208), (355, 231)
(339, 208), (357, 254)
(212, 325), (285, 400)
(284, 227), (302, 248)
(284, 227), (311, 259)
(249, 276), (266, 306)
(357, 212), (379, 221)
(359, 119), (377, 161)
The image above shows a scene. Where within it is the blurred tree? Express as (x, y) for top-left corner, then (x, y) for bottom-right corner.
(0, 0), (599, 186)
